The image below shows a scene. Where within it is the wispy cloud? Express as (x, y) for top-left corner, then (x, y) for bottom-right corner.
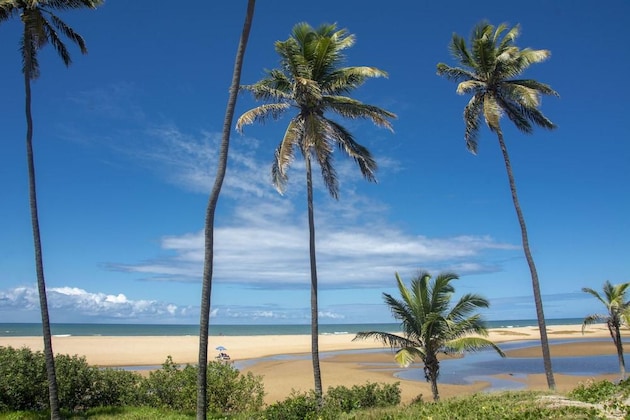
(109, 196), (519, 289)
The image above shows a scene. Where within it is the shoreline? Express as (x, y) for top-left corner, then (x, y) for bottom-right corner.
(0, 323), (621, 404)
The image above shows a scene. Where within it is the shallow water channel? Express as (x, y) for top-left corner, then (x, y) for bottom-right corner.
(234, 338), (627, 392)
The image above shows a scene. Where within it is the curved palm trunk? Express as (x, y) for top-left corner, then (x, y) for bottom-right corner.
(496, 129), (555, 390)
(609, 321), (626, 380)
(304, 154), (323, 403)
(24, 46), (61, 419)
(196, 2), (255, 418)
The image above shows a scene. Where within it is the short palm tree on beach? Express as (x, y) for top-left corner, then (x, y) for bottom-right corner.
(436, 21), (559, 390)
(582, 280), (630, 380)
(354, 271), (505, 401)
(0, 2), (101, 418)
(236, 22), (395, 401)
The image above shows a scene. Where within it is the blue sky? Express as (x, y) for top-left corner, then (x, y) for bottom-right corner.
(0, 1), (628, 325)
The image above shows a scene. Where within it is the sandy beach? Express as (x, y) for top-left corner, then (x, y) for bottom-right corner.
(0, 324), (621, 405)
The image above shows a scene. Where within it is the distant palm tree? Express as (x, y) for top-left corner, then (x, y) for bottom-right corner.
(436, 21), (559, 390)
(0, 1), (101, 418)
(237, 22), (395, 401)
(197, 1), (256, 419)
(582, 280), (630, 380)
(354, 271), (505, 401)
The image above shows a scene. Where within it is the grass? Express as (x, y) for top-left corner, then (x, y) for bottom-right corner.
(2, 388), (625, 420)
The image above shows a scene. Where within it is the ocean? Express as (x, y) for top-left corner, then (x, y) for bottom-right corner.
(0, 318), (585, 337)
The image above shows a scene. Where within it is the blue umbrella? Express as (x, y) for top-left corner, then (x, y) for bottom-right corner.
(216, 346), (227, 351)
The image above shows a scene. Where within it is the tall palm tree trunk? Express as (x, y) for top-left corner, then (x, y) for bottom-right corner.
(496, 129), (555, 390)
(24, 51), (61, 420)
(609, 322), (626, 380)
(304, 153), (323, 402)
(196, 2), (255, 419)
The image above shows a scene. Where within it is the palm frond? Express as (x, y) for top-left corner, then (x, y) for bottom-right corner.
(324, 95), (395, 130)
(395, 347), (425, 368)
(271, 118), (302, 194)
(236, 103), (290, 132)
(41, 16), (72, 65)
(448, 293), (490, 321)
(582, 314), (607, 332)
(482, 93), (503, 132)
(456, 80), (484, 95)
(494, 96), (532, 133)
(436, 64), (476, 83)
(448, 33), (476, 69)
(306, 115), (338, 198)
(326, 119), (378, 183)
(471, 22), (497, 76)
(49, 13), (87, 54)
(445, 336), (506, 357)
(241, 71), (293, 102)
(516, 102), (556, 130)
(0, 1), (20, 22)
(324, 66), (388, 94)
(463, 94), (483, 154)
(353, 331), (414, 350)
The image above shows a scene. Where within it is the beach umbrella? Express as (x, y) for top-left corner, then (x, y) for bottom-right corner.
(216, 346), (227, 351)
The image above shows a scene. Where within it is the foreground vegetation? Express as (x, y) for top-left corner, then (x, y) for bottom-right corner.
(2, 346), (630, 419)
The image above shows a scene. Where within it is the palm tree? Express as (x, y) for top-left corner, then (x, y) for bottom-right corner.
(0, 1), (101, 418)
(197, 1), (255, 419)
(354, 271), (505, 401)
(237, 22), (395, 401)
(436, 21), (559, 390)
(582, 280), (630, 380)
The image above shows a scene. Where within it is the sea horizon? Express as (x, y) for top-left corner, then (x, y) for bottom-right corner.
(0, 318), (585, 337)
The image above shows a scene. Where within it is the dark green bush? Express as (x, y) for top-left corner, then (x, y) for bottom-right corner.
(0, 347), (48, 411)
(55, 353), (97, 411)
(261, 391), (326, 420)
(91, 368), (144, 407)
(141, 356), (264, 415)
(0, 346), (145, 413)
(325, 382), (401, 412)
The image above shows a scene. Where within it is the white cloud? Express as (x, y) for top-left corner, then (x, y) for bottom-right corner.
(0, 285), (195, 323)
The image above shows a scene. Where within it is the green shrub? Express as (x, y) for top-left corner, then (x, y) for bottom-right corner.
(141, 356), (264, 415)
(261, 391), (327, 420)
(91, 368), (144, 407)
(0, 347), (48, 411)
(568, 379), (618, 404)
(325, 382), (401, 412)
(205, 359), (265, 414)
(54, 353), (97, 411)
(0, 346), (143, 413)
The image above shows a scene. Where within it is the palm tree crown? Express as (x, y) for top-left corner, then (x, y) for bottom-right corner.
(583, 280), (630, 379)
(0, 0), (101, 79)
(436, 21), (559, 153)
(236, 22), (396, 198)
(354, 271), (504, 401)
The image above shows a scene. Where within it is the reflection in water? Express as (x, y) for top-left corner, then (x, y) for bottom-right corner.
(393, 339), (627, 391)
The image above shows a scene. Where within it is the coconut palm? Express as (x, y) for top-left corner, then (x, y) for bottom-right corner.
(0, 1), (101, 417)
(582, 281), (630, 380)
(236, 22), (395, 400)
(196, 1), (255, 419)
(354, 271), (505, 401)
(436, 21), (559, 389)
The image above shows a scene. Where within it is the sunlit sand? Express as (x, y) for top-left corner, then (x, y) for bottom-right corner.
(0, 323), (619, 404)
